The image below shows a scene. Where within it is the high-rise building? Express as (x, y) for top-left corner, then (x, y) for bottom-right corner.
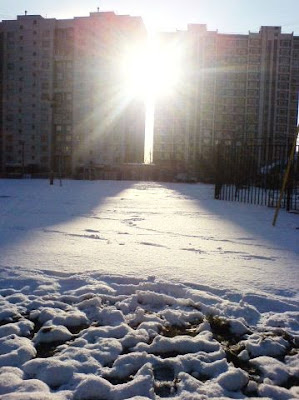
(1, 14), (298, 179)
(0, 14), (56, 175)
(0, 12), (146, 176)
(153, 25), (299, 173)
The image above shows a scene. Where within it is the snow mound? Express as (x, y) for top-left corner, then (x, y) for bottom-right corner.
(0, 266), (298, 399)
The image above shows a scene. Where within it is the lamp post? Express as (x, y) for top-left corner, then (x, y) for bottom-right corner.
(20, 140), (25, 177)
(58, 151), (62, 187)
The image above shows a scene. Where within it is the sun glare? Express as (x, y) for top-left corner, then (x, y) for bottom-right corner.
(119, 35), (182, 164)
(120, 36), (182, 100)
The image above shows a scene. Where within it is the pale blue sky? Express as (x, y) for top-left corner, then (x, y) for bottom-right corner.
(1, 0), (299, 34)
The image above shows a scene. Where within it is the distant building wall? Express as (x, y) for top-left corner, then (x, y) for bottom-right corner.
(0, 12), (146, 176)
(1, 15), (298, 179)
(153, 26), (299, 175)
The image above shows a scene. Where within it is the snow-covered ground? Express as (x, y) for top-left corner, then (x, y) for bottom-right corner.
(0, 179), (298, 399)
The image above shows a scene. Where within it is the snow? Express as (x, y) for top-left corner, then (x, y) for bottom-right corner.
(250, 356), (290, 385)
(33, 325), (73, 345)
(0, 179), (298, 399)
(216, 367), (249, 391)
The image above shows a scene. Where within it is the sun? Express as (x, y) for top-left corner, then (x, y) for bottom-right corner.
(119, 34), (182, 164)
(120, 35), (182, 100)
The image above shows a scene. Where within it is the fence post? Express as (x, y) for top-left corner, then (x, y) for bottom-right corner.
(272, 127), (298, 226)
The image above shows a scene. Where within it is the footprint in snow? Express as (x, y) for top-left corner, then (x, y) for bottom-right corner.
(181, 247), (205, 254)
(140, 242), (168, 248)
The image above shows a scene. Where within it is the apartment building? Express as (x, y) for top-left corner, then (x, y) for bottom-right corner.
(153, 25), (299, 172)
(0, 11), (146, 176)
(0, 15), (56, 174)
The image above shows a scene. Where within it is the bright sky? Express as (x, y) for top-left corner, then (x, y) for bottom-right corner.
(1, 0), (299, 34)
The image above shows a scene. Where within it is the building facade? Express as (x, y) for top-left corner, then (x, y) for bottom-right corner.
(153, 25), (299, 175)
(0, 12), (146, 176)
(1, 14), (298, 179)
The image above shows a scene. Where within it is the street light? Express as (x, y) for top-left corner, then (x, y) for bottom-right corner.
(57, 150), (63, 187)
(20, 140), (25, 177)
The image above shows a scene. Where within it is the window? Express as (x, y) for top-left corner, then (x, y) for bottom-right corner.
(40, 93), (48, 101)
(248, 73), (259, 80)
(280, 48), (291, 56)
(249, 55), (260, 63)
(248, 81), (259, 88)
(7, 41), (15, 49)
(41, 156), (49, 163)
(249, 47), (260, 54)
(277, 92), (288, 99)
(42, 61), (50, 69)
(279, 74), (290, 81)
(277, 109), (288, 115)
(280, 57), (290, 64)
(280, 40), (291, 47)
(278, 82), (289, 89)
(250, 39), (261, 46)
(247, 89), (258, 97)
(279, 65), (290, 73)
(246, 124), (258, 132)
(6, 114), (14, 122)
(277, 99), (288, 106)
(276, 116), (288, 123)
(247, 98), (257, 105)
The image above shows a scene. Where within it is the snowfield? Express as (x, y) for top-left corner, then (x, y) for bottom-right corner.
(0, 179), (298, 399)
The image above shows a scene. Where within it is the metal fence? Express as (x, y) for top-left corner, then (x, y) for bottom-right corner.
(214, 141), (299, 212)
